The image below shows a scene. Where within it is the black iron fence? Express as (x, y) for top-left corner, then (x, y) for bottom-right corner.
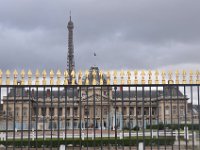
(0, 69), (200, 149)
(0, 84), (200, 150)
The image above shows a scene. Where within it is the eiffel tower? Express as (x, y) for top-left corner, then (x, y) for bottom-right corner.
(67, 14), (75, 84)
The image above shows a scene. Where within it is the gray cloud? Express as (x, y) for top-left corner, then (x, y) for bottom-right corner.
(0, 0), (200, 72)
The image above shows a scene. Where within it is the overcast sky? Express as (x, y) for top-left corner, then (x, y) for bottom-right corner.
(0, 0), (200, 72)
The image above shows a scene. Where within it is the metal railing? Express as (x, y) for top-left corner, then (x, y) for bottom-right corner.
(0, 69), (199, 149)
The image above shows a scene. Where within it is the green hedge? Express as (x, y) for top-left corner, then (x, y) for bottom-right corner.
(146, 123), (200, 130)
(0, 137), (175, 148)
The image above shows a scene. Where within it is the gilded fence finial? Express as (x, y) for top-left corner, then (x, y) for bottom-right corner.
(127, 70), (131, 84)
(189, 70), (193, 84)
(78, 71), (82, 85)
(6, 70), (10, 85)
(42, 70), (47, 85)
(50, 70), (54, 85)
(64, 70), (69, 85)
(21, 70), (26, 85)
(148, 70), (152, 84)
(175, 70), (179, 84)
(196, 70), (199, 84)
(168, 71), (173, 84)
(35, 70), (40, 85)
(106, 71), (111, 85)
(0, 70), (2, 85)
(161, 71), (166, 84)
(141, 70), (145, 84)
(13, 70), (18, 85)
(134, 70), (138, 84)
(27, 70), (32, 85)
(56, 70), (61, 85)
(182, 70), (186, 84)
(85, 70), (89, 85)
(120, 70), (125, 85)
(155, 70), (159, 84)
(92, 69), (97, 85)
(99, 70), (103, 85)
(113, 71), (117, 85)
(71, 70), (75, 85)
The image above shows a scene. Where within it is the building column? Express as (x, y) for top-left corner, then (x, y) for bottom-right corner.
(46, 107), (49, 116)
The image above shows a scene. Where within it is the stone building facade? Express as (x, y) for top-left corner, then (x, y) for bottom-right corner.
(0, 68), (190, 131)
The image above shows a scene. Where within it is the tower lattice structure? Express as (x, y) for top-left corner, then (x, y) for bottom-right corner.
(67, 15), (75, 84)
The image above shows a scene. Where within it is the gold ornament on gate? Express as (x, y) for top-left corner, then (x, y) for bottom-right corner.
(155, 70), (159, 84)
(189, 70), (193, 84)
(85, 70), (89, 85)
(21, 70), (26, 85)
(148, 70), (152, 84)
(99, 70), (103, 85)
(168, 71), (173, 84)
(182, 70), (186, 84)
(42, 70), (47, 85)
(56, 70), (61, 85)
(141, 70), (145, 84)
(92, 69), (97, 85)
(106, 71), (111, 85)
(27, 70), (32, 85)
(35, 70), (40, 85)
(120, 70), (125, 85)
(134, 70), (138, 84)
(6, 70), (11, 85)
(13, 70), (18, 85)
(71, 70), (76, 85)
(127, 70), (131, 84)
(113, 71), (117, 85)
(175, 70), (179, 84)
(50, 70), (54, 85)
(78, 71), (82, 85)
(161, 71), (166, 84)
(64, 70), (69, 85)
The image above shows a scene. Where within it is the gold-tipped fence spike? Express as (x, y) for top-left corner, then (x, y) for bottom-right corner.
(127, 70), (131, 84)
(13, 70), (18, 85)
(141, 70), (145, 84)
(0, 69), (2, 85)
(64, 70), (69, 85)
(35, 70), (40, 85)
(148, 70), (152, 84)
(42, 70), (47, 85)
(175, 70), (179, 84)
(92, 69), (97, 85)
(168, 71), (173, 84)
(134, 70), (138, 84)
(155, 70), (159, 84)
(78, 71), (82, 85)
(21, 70), (26, 85)
(71, 70), (76, 85)
(27, 70), (32, 85)
(85, 70), (89, 85)
(120, 70), (125, 85)
(56, 70), (61, 85)
(113, 71), (117, 85)
(189, 70), (193, 84)
(196, 70), (200, 84)
(182, 70), (186, 84)
(106, 71), (111, 85)
(99, 70), (103, 85)
(6, 70), (10, 85)
(50, 69), (54, 85)
(161, 71), (166, 84)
